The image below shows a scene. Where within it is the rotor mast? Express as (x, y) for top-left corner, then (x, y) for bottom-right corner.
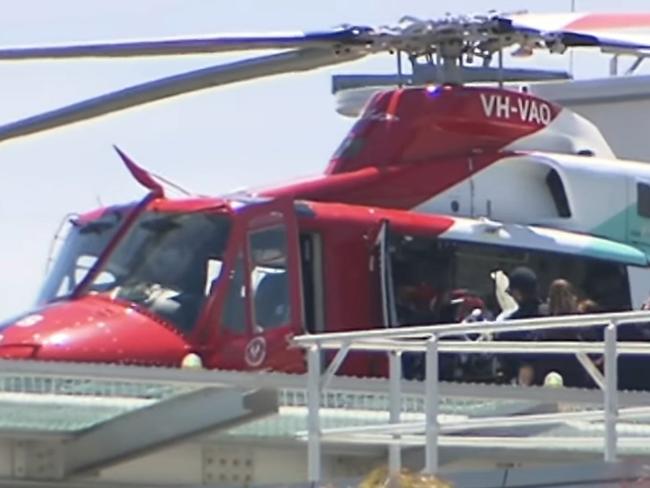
(436, 38), (464, 84)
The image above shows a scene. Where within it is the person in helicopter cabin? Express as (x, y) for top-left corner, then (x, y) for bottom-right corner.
(498, 266), (545, 384)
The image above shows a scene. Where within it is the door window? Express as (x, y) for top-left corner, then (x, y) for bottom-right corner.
(249, 225), (290, 330)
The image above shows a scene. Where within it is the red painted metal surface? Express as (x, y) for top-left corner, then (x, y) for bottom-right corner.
(0, 198), (456, 372)
(326, 85), (560, 174)
(0, 295), (189, 365)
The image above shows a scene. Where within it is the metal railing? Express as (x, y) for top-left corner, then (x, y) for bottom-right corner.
(293, 310), (650, 484)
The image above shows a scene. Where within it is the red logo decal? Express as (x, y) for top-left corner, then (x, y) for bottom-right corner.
(245, 336), (267, 368)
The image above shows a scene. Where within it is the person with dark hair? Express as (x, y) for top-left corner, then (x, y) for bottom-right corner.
(505, 266), (544, 320)
(499, 266), (545, 384)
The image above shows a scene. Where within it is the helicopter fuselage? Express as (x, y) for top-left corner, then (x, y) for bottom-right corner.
(261, 85), (650, 257)
(2, 87), (650, 381)
(1, 194), (648, 383)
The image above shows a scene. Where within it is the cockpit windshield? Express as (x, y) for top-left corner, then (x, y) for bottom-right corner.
(40, 209), (231, 334)
(89, 211), (231, 333)
(38, 207), (125, 304)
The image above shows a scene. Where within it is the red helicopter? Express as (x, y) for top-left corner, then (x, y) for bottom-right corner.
(1, 12), (650, 378)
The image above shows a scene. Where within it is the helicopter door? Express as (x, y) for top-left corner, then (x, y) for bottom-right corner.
(210, 198), (305, 372)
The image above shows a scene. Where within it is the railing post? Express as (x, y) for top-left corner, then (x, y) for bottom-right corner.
(604, 321), (618, 462)
(307, 345), (322, 483)
(424, 335), (439, 475)
(388, 350), (402, 480)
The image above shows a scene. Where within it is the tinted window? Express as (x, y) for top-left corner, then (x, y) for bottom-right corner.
(546, 169), (571, 218)
(390, 234), (631, 324)
(249, 226), (290, 329)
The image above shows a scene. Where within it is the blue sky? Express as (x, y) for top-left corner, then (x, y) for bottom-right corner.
(1, 0), (649, 317)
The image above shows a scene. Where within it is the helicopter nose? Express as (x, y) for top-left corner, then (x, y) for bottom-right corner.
(0, 296), (191, 365)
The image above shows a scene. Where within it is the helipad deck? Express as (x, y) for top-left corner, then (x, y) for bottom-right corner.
(0, 357), (649, 486)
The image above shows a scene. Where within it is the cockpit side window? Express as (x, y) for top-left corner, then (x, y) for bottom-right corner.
(249, 225), (290, 330)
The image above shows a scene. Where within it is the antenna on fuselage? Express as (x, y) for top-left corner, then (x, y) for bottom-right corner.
(396, 49), (404, 87)
(497, 42), (504, 89)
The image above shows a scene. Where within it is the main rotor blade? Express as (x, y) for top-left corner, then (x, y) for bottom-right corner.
(0, 28), (370, 59)
(503, 13), (650, 52)
(505, 12), (650, 33)
(0, 48), (364, 143)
